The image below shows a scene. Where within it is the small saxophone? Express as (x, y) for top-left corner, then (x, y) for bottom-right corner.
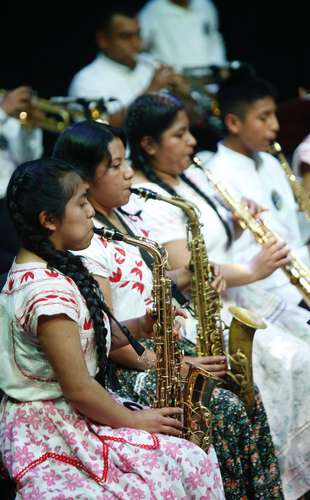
(94, 225), (213, 450)
(193, 156), (310, 308)
(269, 141), (310, 221)
(130, 187), (266, 414)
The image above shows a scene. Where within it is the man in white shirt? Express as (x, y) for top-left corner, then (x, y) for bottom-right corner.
(68, 4), (179, 126)
(139, 0), (227, 71)
(206, 73), (310, 307)
(0, 86), (43, 272)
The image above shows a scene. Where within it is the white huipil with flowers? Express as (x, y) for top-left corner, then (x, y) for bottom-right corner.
(0, 260), (224, 499)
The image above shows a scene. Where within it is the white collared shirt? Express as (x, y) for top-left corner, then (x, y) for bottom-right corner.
(0, 107), (43, 199)
(207, 143), (310, 304)
(139, 0), (226, 70)
(68, 53), (156, 113)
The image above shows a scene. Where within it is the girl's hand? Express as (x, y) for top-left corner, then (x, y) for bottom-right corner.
(134, 407), (183, 436)
(140, 306), (187, 340)
(241, 197), (268, 219)
(210, 263), (227, 294)
(182, 355), (228, 378)
(248, 238), (291, 280)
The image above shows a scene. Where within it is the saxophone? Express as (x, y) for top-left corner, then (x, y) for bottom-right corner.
(130, 187), (266, 414)
(269, 141), (310, 221)
(93, 225), (213, 449)
(193, 156), (310, 308)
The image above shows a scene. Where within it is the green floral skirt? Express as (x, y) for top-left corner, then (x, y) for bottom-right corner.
(115, 339), (283, 500)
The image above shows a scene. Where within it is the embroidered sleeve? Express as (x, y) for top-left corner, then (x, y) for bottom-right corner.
(19, 275), (80, 335)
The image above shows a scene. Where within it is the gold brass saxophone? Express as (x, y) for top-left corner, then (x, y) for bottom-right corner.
(0, 89), (70, 133)
(269, 141), (310, 221)
(130, 187), (266, 414)
(193, 155), (310, 308)
(93, 225), (213, 450)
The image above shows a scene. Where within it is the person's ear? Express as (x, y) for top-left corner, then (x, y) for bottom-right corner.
(96, 30), (110, 52)
(224, 113), (242, 135)
(140, 136), (157, 156)
(38, 211), (58, 232)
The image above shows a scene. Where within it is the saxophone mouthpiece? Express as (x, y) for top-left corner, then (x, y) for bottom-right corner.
(129, 187), (158, 200)
(93, 226), (125, 241)
(192, 156), (204, 169)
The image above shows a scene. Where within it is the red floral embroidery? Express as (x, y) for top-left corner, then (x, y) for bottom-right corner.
(20, 272), (34, 283)
(99, 238), (108, 248)
(130, 267), (143, 281)
(83, 318), (92, 330)
(119, 280), (130, 288)
(114, 246), (126, 265)
(135, 260), (142, 267)
(65, 277), (73, 285)
(45, 270), (59, 278)
(8, 277), (14, 290)
(109, 267), (122, 283)
(141, 229), (150, 237)
(132, 282), (144, 294)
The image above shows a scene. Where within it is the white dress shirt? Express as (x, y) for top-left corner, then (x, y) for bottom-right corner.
(207, 143), (310, 305)
(0, 108), (43, 199)
(139, 0), (226, 70)
(68, 53), (155, 113)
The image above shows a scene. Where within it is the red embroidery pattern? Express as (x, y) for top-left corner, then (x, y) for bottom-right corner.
(114, 246), (126, 265)
(132, 282), (144, 294)
(45, 270), (59, 278)
(14, 433), (159, 486)
(8, 277), (14, 291)
(83, 318), (93, 330)
(109, 267), (122, 283)
(130, 267), (143, 281)
(20, 272), (34, 283)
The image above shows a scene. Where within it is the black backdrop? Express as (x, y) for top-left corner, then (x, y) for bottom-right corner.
(1, 1), (308, 103)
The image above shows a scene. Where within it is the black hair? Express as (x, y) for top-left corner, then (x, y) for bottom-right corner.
(53, 120), (126, 181)
(125, 92), (233, 245)
(217, 74), (278, 126)
(7, 158), (110, 385)
(96, 4), (139, 34)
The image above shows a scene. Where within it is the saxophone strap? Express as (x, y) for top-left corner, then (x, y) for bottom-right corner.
(94, 209), (191, 309)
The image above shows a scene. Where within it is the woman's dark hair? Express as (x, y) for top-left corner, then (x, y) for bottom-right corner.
(125, 92), (233, 245)
(52, 120), (127, 181)
(7, 158), (109, 384)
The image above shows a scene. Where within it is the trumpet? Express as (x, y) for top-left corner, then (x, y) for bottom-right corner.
(50, 96), (116, 125)
(0, 89), (71, 133)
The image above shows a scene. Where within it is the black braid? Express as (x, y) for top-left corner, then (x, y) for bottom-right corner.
(7, 160), (110, 385)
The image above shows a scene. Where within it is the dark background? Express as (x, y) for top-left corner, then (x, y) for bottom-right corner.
(1, 1), (308, 102)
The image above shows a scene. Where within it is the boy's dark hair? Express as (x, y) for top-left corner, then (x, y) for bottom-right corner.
(217, 74), (278, 123)
(96, 4), (139, 34)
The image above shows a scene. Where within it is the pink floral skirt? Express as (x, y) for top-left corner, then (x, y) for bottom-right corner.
(0, 395), (224, 499)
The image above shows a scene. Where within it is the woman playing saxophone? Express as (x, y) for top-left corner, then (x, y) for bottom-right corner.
(52, 117), (284, 498)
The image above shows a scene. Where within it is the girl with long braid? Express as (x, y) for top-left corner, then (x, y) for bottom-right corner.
(125, 91), (310, 499)
(0, 159), (225, 499)
(53, 120), (283, 499)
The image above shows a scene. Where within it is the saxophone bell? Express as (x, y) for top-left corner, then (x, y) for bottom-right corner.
(227, 306), (266, 414)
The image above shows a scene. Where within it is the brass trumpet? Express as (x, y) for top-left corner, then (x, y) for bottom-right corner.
(0, 89), (71, 133)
